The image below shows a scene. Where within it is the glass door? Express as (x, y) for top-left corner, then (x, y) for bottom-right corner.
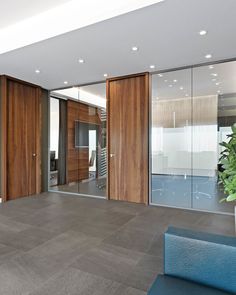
(49, 83), (107, 198)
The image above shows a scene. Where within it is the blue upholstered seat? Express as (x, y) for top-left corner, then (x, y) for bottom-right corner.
(148, 227), (236, 295)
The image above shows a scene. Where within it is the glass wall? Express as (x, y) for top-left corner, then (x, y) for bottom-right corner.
(151, 61), (236, 214)
(49, 83), (107, 198)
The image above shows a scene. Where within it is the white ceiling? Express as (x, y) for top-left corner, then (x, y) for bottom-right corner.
(0, 0), (163, 54)
(0, 0), (70, 28)
(0, 0), (236, 90)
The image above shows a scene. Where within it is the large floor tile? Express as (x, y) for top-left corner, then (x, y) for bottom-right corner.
(103, 227), (156, 254)
(71, 243), (142, 284)
(28, 267), (123, 295)
(0, 243), (23, 266)
(0, 227), (58, 251)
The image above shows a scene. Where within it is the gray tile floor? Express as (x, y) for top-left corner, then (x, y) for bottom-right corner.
(0, 192), (234, 295)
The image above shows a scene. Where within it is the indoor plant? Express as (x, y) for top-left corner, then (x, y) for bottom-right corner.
(219, 123), (236, 225)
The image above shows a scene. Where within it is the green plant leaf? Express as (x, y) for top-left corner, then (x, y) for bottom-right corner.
(220, 159), (229, 165)
(231, 123), (236, 133)
(226, 194), (236, 202)
(220, 198), (227, 203)
(219, 142), (229, 148)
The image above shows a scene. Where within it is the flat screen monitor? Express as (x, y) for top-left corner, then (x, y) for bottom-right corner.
(75, 121), (89, 148)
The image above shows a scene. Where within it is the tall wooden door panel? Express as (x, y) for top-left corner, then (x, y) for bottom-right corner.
(107, 73), (149, 204)
(7, 80), (40, 200)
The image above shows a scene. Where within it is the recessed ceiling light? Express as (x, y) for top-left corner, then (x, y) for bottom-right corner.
(199, 30), (207, 36)
(150, 65), (155, 69)
(215, 82), (220, 86)
(64, 81), (68, 85)
(104, 73), (108, 77)
(35, 69), (40, 74)
(185, 94), (189, 97)
(132, 46), (139, 51)
(169, 84), (173, 88)
(211, 73), (218, 77)
(180, 86), (184, 90)
(164, 79), (168, 82)
(78, 59), (84, 63)
(217, 90), (221, 93)
(158, 74), (163, 77)
(173, 79), (178, 83)
(212, 79), (217, 82)
(209, 65), (214, 69)
(205, 54), (212, 59)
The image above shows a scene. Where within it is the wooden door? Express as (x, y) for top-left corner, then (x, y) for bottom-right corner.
(7, 79), (41, 200)
(107, 73), (149, 204)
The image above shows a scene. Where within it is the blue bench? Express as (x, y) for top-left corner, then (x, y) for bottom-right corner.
(148, 227), (236, 295)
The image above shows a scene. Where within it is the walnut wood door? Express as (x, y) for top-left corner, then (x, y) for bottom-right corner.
(7, 79), (41, 200)
(107, 73), (149, 204)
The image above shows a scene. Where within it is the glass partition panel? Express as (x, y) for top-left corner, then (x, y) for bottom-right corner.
(49, 82), (106, 198)
(192, 62), (236, 213)
(151, 69), (192, 208)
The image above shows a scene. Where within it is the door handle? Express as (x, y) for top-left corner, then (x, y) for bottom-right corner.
(110, 153), (115, 158)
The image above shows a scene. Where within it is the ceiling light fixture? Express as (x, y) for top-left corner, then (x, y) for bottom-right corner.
(173, 79), (178, 83)
(211, 73), (218, 77)
(199, 30), (207, 36)
(132, 46), (139, 51)
(185, 94), (189, 97)
(35, 69), (40, 74)
(205, 54), (212, 59)
(180, 86), (184, 90)
(169, 85), (173, 88)
(164, 79), (168, 82)
(64, 81), (68, 85)
(209, 65), (214, 69)
(158, 74), (163, 77)
(150, 65), (155, 69)
(78, 59), (84, 63)
(104, 73), (108, 77)
(212, 79), (217, 82)
(215, 82), (220, 86)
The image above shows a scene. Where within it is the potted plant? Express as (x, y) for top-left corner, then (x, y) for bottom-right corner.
(219, 123), (236, 225)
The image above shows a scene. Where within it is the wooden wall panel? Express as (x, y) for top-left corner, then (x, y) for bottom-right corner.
(0, 76), (42, 201)
(152, 95), (217, 128)
(0, 76), (7, 201)
(107, 73), (149, 204)
(67, 100), (101, 183)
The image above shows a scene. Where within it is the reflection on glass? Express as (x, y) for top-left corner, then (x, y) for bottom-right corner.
(49, 83), (107, 198)
(192, 62), (236, 213)
(151, 61), (236, 214)
(151, 69), (192, 208)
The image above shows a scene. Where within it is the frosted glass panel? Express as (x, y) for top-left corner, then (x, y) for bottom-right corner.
(151, 69), (192, 208)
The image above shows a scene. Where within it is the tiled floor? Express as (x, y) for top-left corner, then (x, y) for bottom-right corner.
(0, 192), (234, 295)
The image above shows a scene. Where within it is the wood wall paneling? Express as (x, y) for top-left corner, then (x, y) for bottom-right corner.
(152, 95), (218, 128)
(107, 73), (149, 204)
(67, 100), (101, 184)
(0, 76), (42, 201)
(0, 76), (7, 201)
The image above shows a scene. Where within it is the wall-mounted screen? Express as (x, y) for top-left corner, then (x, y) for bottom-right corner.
(75, 121), (89, 148)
